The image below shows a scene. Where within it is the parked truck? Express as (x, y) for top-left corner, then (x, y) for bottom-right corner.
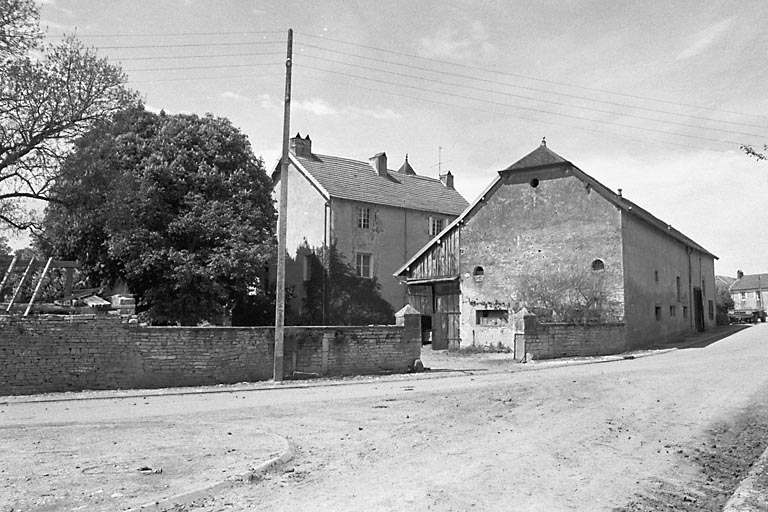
(728, 306), (767, 324)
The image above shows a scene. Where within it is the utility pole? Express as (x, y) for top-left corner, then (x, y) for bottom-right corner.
(274, 28), (293, 382)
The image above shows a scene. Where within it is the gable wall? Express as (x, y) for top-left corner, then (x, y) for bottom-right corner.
(458, 168), (626, 348)
(273, 163), (329, 316)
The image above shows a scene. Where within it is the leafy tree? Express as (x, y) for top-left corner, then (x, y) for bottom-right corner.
(0, 0), (138, 231)
(515, 262), (622, 323)
(742, 143), (767, 162)
(40, 107), (277, 325)
(0, 235), (10, 255)
(299, 244), (394, 325)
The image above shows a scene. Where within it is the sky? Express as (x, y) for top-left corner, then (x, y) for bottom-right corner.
(23, 0), (768, 277)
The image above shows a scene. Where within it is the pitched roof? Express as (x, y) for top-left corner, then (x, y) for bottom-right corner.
(503, 139), (568, 171)
(290, 152), (468, 216)
(730, 274), (768, 292)
(395, 141), (716, 277)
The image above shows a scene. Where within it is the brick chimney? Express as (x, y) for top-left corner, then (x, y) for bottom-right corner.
(737, 270), (744, 279)
(440, 171), (454, 189)
(290, 133), (312, 157)
(370, 152), (388, 177)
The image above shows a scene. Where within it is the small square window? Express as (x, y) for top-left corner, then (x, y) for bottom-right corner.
(655, 306), (662, 321)
(429, 217), (444, 236)
(355, 253), (372, 278)
(357, 207), (371, 229)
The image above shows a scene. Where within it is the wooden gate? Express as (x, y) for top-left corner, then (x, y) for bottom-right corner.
(433, 282), (460, 350)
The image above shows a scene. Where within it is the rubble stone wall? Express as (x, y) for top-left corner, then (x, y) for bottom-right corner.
(0, 314), (421, 396)
(518, 322), (627, 360)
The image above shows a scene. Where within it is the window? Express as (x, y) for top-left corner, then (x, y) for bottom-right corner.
(591, 259), (605, 271)
(669, 305), (676, 317)
(676, 276), (681, 302)
(741, 292), (746, 305)
(529, 178), (539, 188)
(429, 217), (444, 236)
(683, 306), (688, 319)
(654, 270), (659, 283)
(303, 254), (312, 281)
(708, 300), (714, 320)
(476, 310), (508, 326)
(473, 266), (484, 282)
(655, 306), (662, 321)
(355, 253), (372, 278)
(357, 207), (370, 229)
(702, 280), (706, 296)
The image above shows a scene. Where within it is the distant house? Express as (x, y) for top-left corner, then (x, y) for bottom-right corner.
(729, 271), (767, 321)
(273, 134), (468, 323)
(395, 140), (717, 353)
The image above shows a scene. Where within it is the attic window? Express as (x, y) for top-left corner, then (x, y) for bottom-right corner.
(591, 259), (605, 271)
(473, 266), (484, 282)
(529, 178), (539, 188)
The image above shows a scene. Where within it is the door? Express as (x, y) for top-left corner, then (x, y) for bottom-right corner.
(433, 282), (461, 350)
(693, 287), (705, 332)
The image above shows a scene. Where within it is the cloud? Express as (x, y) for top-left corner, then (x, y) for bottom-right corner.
(220, 91), (250, 102)
(418, 20), (496, 61)
(677, 18), (733, 60)
(346, 106), (401, 120)
(293, 98), (338, 117)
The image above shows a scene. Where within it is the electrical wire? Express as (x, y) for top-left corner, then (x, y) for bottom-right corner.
(298, 41), (766, 131)
(299, 53), (763, 139)
(296, 32), (768, 121)
(297, 63), (742, 146)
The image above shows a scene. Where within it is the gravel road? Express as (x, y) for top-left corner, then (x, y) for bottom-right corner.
(2, 324), (767, 511)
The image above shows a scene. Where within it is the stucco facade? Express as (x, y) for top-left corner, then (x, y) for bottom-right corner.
(273, 134), (468, 323)
(396, 141), (717, 353)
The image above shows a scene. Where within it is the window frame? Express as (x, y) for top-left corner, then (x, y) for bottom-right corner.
(357, 206), (371, 229)
(355, 253), (373, 279)
(429, 216), (444, 237)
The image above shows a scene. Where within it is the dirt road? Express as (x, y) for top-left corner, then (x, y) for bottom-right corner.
(2, 324), (768, 511)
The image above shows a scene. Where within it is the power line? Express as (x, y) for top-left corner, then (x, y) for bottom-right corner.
(46, 30), (284, 38)
(298, 63), (742, 146)
(94, 40), (283, 50)
(114, 51), (285, 62)
(299, 41), (766, 131)
(124, 62), (283, 73)
(127, 72), (283, 84)
(299, 54), (763, 140)
(296, 32), (768, 122)
(298, 67), (718, 154)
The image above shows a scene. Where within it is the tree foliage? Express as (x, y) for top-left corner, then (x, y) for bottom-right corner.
(741, 143), (767, 162)
(0, 0), (138, 231)
(515, 263), (621, 323)
(299, 244), (394, 325)
(40, 107), (276, 325)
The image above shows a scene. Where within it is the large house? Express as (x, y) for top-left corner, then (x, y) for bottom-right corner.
(395, 140), (717, 352)
(729, 271), (767, 321)
(273, 134), (468, 323)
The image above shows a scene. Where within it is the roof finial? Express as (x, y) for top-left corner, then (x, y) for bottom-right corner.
(541, 136), (546, 147)
(405, 153), (409, 162)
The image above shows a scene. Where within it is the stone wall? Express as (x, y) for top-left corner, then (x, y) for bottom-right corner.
(518, 322), (627, 360)
(0, 314), (421, 396)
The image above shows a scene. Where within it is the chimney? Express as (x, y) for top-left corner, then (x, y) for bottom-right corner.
(290, 133), (312, 157)
(370, 152), (388, 177)
(737, 270), (744, 279)
(440, 171), (454, 189)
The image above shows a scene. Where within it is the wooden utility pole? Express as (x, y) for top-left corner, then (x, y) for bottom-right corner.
(274, 28), (293, 382)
